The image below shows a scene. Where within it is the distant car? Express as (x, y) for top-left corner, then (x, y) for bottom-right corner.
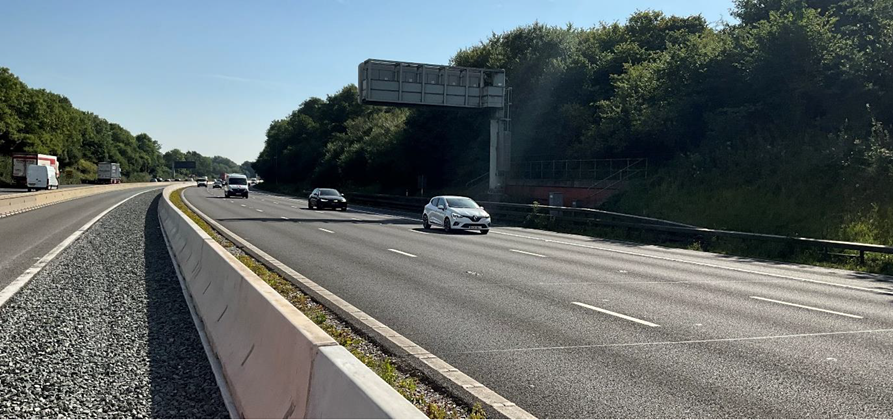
(225, 174), (249, 198)
(308, 188), (347, 210)
(212, 180), (222, 189)
(249, 177), (258, 185)
(150, 178), (158, 182)
(196, 177), (208, 187)
(423, 196), (490, 234)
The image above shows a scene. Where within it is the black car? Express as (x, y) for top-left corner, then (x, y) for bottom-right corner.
(308, 188), (347, 210)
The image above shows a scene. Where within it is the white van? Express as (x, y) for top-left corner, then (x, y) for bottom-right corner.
(224, 174), (249, 198)
(26, 165), (59, 192)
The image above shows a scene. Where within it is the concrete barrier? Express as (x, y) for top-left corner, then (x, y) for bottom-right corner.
(0, 182), (175, 217)
(157, 185), (424, 419)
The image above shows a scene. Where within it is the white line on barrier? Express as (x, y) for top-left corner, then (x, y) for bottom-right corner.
(510, 249), (547, 258)
(750, 296), (864, 319)
(281, 216), (289, 220)
(0, 188), (160, 309)
(571, 302), (660, 327)
(387, 249), (417, 258)
(318, 228), (334, 234)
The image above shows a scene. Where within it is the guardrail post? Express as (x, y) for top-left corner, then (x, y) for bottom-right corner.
(860, 250), (865, 265)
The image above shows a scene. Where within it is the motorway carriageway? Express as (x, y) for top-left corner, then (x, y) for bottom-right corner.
(0, 186), (228, 417)
(185, 186), (893, 418)
(0, 186), (161, 290)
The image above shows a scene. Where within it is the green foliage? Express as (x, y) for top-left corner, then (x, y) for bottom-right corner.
(253, 1), (893, 244)
(0, 68), (235, 184)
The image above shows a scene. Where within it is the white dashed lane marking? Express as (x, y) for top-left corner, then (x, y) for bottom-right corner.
(571, 302), (660, 327)
(750, 296), (864, 319)
(510, 249), (547, 258)
(387, 249), (417, 258)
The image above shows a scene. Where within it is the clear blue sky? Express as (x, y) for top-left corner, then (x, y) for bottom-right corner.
(0, 0), (734, 164)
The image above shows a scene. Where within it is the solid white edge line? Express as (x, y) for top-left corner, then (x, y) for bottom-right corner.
(256, 209), (263, 212)
(0, 188), (159, 309)
(571, 301), (661, 327)
(494, 230), (893, 295)
(510, 249), (547, 258)
(318, 228), (334, 234)
(463, 328), (893, 354)
(388, 249), (417, 258)
(280, 216), (289, 220)
(750, 296), (864, 319)
(158, 204), (240, 419)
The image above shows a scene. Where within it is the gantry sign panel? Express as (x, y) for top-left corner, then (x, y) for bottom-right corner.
(358, 59), (505, 108)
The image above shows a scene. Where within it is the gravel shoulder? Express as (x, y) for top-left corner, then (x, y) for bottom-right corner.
(0, 191), (228, 418)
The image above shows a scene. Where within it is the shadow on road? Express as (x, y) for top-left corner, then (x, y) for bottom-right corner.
(143, 194), (228, 418)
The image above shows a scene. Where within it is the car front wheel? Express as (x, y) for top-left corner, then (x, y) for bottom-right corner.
(443, 218), (451, 233)
(422, 214), (431, 229)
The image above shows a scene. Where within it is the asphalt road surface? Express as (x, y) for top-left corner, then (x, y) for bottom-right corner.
(184, 186), (893, 418)
(0, 189), (228, 417)
(0, 186), (163, 291)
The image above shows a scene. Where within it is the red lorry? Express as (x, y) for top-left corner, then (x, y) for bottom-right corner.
(12, 153), (59, 186)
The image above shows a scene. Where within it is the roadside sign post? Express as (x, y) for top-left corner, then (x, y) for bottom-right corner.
(358, 59), (512, 196)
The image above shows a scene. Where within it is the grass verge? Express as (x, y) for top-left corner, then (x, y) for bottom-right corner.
(169, 188), (485, 419)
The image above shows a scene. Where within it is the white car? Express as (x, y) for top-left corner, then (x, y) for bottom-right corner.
(422, 195), (490, 234)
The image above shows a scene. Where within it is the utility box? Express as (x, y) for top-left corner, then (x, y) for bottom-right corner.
(548, 192), (564, 217)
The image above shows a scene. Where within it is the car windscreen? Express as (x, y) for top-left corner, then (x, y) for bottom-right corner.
(446, 198), (479, 208)
(319, 188), (340, 196)
(229, 178), (247, 185)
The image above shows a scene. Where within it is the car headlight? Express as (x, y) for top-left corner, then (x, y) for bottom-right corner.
(452, 213), (463, 219)
(320, 198), (329, 202)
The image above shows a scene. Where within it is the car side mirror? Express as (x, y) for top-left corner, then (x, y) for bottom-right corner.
(438, 205), (445, 210)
